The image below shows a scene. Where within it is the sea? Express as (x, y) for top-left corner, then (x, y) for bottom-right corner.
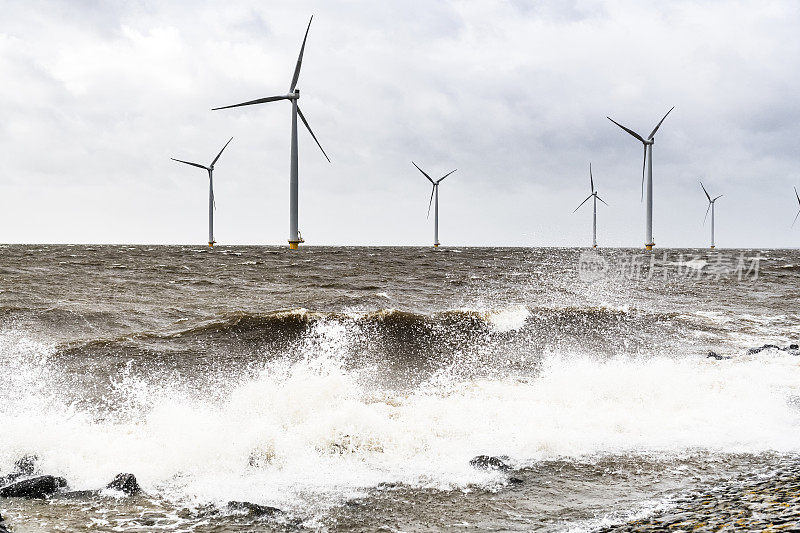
(0, 245), (798, 531)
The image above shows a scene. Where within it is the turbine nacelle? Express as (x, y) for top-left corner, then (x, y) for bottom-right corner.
(607, 107), (674, 205)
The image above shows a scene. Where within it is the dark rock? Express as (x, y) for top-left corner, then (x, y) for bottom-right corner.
(227, 500), (283, 517)
(0, 512), (8, 533)
(747, 344), (781, 355)
(508, 477), (524, 484)
(0, 475), (67, 499)
(469, 455), (511, 472)
(706, 351), (731, 360)
(106, 473), (140, 495)
(748, 344), (800, 356)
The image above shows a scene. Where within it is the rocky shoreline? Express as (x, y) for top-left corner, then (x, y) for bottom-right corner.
(601, 460), (800, 532)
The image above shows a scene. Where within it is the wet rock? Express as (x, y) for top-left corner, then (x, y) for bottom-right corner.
(227, 501), (283, 517)
(508, 477), (524, 484)
(469, 455), (511, 472)
(0, 475), (67, 499)
(106, 473), (140, 495)
(597, 458), (800, 532)
(747, 343), (800, 355)
(706, 351), (731, 360)
(747, 344), (781, 355)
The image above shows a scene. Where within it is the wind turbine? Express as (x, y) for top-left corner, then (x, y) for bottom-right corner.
(793, 187), (800, 228)
(171, 137), (233, 247)
(607, 106), (674, 250)
(574, 163), (608, 249)
(413, 162), (456, 247)
(213, 16), (330, 249)
(700, 181), (723, 249)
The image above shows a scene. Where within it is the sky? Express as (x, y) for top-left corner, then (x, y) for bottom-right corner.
(1, 0), (799, 247)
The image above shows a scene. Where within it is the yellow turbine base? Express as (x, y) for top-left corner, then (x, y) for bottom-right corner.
(710, 245), (715, 249)
(434, 243), (440, 248)
(645, 243), (654, 251)
(208, 242), (214, 247)
(592, 245), (597, 249)
(289, 241), (300, 250)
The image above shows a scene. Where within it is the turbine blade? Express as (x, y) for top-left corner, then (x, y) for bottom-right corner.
(573, 194), (592, 213)
(297, 106), (330, 163)
(607, 116), (645, 143)
(641, 144), (646, 202)
(596, 195), (609, 206)
(795, 186), (800, 205)
(647, 106), (675, 140)
(713, 194), (723, 202)
(427, 185), (435, 218)
(212, 95), (289, 111)
(211, 137), (233, 167)
(437, 169), (457, 184)
(589, 162), (594, 193)
(171, 158), (209, 171)
(700, 181), (711, 202)
(290, 16), (313, 92)
(703, 202), (711, 225)
(413, 161), (435, 184)
(794, 210), (800, 228)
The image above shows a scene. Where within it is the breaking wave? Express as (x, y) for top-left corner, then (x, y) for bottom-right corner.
(2, 321), (800, 521)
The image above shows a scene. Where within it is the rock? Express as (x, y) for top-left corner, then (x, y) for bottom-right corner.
(747, 344), (781, 355)
(106, 473), (140, 495)
(747, 344), (800, 355)
(706, 351), (731, 360)
(508, 476), (524, 484)
(0, 475), (67, 499)
(469, 455), (511, 472)
(227, 500), (283, 517)
(0, 512), (8, 533)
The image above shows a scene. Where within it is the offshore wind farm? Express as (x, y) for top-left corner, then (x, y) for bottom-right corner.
(2, 2), (800, 533)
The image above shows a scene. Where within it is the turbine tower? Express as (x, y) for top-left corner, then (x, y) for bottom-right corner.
(700, 181), (723, 249)
(574, 163), (608, 249)
(793, 187), (800, 227)
(413, 162), (456, 247)
(607, 106), (674, 250)
(171, 137), (233, 247)
(213, 16), (330, 249)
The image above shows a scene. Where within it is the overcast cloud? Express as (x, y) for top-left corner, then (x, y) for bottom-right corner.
(1, 0), (799, 247)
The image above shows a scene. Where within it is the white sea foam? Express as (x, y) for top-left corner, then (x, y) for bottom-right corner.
(483, 304), (530, 332)
(1, 325), (799, 518)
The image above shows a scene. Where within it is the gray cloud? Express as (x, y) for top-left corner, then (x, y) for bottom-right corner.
(1, 0), (799, 246)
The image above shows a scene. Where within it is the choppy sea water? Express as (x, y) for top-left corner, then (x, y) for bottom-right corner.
(1, 245), (798, 532)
